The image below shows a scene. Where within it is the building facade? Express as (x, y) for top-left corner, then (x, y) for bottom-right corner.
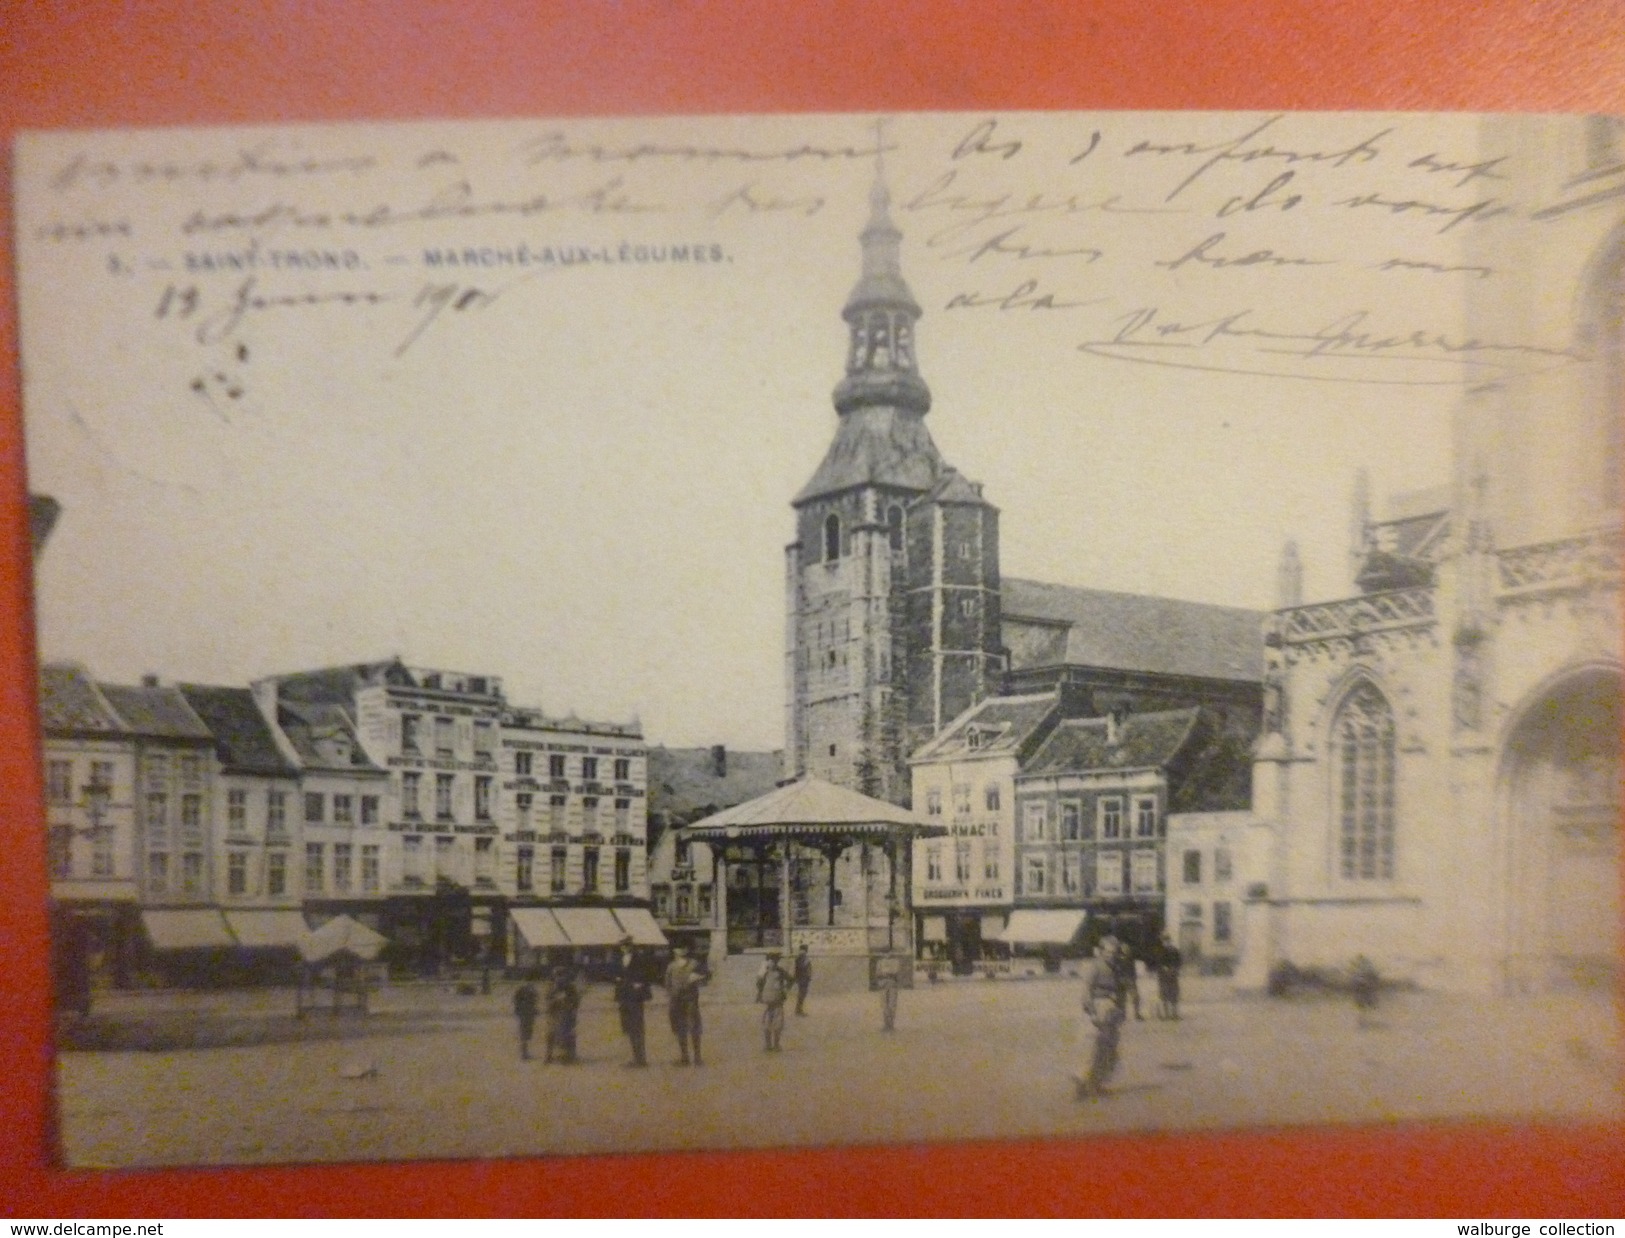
(1164, 810), (1264, 971)
(177, 685), (307, 937)
(496, 704), (648, 962)
(909, 689), (1085, 968)
(1010, 706), (1250, 953)
(41, 664), (140, 992)
(1247, 115), (1623, 994)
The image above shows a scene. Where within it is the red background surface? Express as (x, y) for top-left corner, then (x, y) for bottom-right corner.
(2, 0), (1622, 1218)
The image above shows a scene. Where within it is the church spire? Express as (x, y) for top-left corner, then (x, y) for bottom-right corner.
(833, 135), (931, 416)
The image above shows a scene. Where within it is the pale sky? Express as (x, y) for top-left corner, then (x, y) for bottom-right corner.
(17, 111), (1546, 750)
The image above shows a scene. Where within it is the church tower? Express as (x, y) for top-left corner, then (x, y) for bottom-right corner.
(784, 168), (1003, 804)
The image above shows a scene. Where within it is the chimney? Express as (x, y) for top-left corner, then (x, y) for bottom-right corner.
(141, 673), (160, 688)
(1099, 694), (1132, 745)
(711, 744), (727, 779)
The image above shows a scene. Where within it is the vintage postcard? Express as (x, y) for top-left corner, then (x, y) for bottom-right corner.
(14, 111), (1622, 1168)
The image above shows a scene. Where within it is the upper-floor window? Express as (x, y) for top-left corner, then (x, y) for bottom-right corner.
(925, 844), (943, 883)
(361, 795), (380, 826)
(1096, 850), (1123, 896)
(984, 783), (1001, 812)
(435, 773), (454, 820)
(304, 792), (324, 824)
(333, 794), (354, 825)
(267, 791), (287, 837)
(401, 772), (421, 818)
(1335, 681), (1397, 881)
(434, 715), (454, 756)
(1060, 801), (1082, 841)
(473, 721), (494, 758)
(47, 760), (72, 804)
(1214, 847), (1233, 883)
(614, 757), (631, 782)
(1135, 796), (1159, 838)
(952, 783), (972, 816)
(515, 751), (533, 777)
(401, 714), (421, 753)
(549, 753), (567, 779)
(1099, 797), (1124, 840)
(582, 757), (599, 782)
(227, 789), (248, 834)
(887, 505), (904, 553)
(823, 513), (841, 563)
(1022, 801), (1048, 843)
(925, 789), (942, 817)
(1183, 849), (1202, 884)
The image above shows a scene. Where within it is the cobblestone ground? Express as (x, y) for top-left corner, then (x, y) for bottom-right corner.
(56, 976), (1622, 1168)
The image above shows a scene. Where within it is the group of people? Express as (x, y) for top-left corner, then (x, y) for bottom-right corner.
(752, 944), (898, 1052)
(511, 936), (709, 1067)
(1076, 931), (1184, 1101)
(512, 938), (913, 1066)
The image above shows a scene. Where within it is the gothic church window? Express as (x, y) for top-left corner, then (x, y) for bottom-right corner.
(1334, 681), (1397, 881)
(824, 513), (841, 563)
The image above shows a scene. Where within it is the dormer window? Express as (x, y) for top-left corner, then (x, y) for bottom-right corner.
(824, 513), (841, 563)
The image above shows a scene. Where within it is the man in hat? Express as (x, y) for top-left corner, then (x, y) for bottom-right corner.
(793, 943), (813, 1016)
(612, 935), (651, 1067)
(665, 942), (708, 1065)
(756, 949), (792, 1051)
(512, 970), (540, 1061)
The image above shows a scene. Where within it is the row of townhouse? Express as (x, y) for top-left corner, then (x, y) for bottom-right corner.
(42, 658), (649, 987)
(908, 686), (1257, 973)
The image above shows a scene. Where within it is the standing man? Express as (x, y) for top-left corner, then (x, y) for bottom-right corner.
(1076, 938), (1125, 1100)
(512, 970), (540, 1061)
(1113, 933), (1144, 1021)
(874, 953), (903, 1032)
(1155, 932), (1183, 1021)
(756, 950), (792, 1051)
(665, 943), (708, 1066)
(613, 936), (651, 1067)
(793, 944), (813, 1016)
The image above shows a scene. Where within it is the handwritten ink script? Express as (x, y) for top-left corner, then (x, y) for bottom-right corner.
(14, 112), (1617, 460)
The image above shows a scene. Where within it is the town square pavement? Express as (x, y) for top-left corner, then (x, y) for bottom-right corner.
(56, 973), (1621, 1168)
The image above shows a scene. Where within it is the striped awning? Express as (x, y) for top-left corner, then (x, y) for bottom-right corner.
(997, 909), (1086, 946)
(611, 907), (668, 946)
(552, 906), (624, 946)
(142, 908), (233, 950)
(509, 908), (570, 950)
(224, 909), (308, 949)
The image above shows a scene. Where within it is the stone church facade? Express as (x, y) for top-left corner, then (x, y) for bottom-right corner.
(1245, 115), (1623, 995)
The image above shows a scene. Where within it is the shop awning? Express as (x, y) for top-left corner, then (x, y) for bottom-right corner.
(225, 909), (308, 949)
(980, 913), (1008, 938)
(298, 914), (388, 964)
(997, 909), (1086, 946)
(142, 908), (234, 950)
(611, 907), (668, 946)
(509, 907), (570, 950)
(921, 915), (947, 943)
(552, 906), (625, 946)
